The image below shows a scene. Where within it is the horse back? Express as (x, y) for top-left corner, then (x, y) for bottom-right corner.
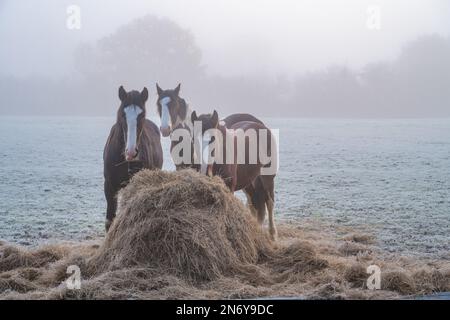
(229, 120), (269, 132)
(230, 120), (274, 177)
(222, 113), (264, 128)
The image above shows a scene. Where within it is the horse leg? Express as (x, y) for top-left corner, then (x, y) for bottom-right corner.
(243, 184), (258, 219)
(259, 174), (277, 240)
(104, 180), (117, 232)
(251, 177), (268, 225)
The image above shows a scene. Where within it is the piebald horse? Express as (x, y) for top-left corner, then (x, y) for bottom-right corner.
(103, 86), (163, 231)
(156, 83), (195, 170)
(191, 110), (278, 240)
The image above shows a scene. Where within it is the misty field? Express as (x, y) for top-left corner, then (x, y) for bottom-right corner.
(1, 170), (448, 300)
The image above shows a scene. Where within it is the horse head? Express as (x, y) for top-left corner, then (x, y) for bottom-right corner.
(156, 83), (188, 137)
(190, 110), (220, 175)
(117, 85), (148, 161)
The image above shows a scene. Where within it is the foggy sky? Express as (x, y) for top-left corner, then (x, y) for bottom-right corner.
(1, 0), (449, 78)
(0, 0), (449, 118)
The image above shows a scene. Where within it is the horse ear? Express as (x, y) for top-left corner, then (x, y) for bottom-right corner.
(212, 110), (219, 127)
(118, 86), (127, 101)
(156, 83), (163, 96)
(174, 83), (181, 96)
(191, 111), (197, 124)
(141, 87), (148, 102)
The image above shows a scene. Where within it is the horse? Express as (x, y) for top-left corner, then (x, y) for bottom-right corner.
(103, 86), (163, 231)
(156, 83), (195, 170)
(190, 110), (278, 240)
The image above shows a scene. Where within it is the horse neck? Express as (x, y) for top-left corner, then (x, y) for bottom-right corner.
(217, 124), (232, 157)
(220, 123), (236, 141)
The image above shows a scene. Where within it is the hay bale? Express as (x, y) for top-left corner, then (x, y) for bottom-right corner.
(89, 169), (271, 282)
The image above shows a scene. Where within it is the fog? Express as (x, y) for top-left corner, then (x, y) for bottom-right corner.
(0, 0), (449, 117)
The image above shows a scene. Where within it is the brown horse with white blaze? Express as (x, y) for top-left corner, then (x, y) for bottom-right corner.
(103, 86), (163, 231)
(156, 83), (195, 170)
(191, 110), (278, 240)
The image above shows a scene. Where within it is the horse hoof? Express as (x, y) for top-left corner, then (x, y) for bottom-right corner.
(105, 219), (113, 232)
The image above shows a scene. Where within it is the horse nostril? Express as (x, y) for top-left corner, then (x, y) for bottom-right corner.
(125, 149), (137, 160)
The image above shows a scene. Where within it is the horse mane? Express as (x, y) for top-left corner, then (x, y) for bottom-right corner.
(116, 106), (125, 125)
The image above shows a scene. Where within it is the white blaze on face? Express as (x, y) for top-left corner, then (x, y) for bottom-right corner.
(201, 132), (212, 175)
(124, 105), (143, 160)
(159, 97), (171, 135)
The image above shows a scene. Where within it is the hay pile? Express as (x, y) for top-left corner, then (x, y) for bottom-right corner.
(90, 169), (272, 282)
(0, 169), (449, 300)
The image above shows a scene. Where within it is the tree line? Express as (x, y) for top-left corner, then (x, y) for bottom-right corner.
(1, 15), (449, 117)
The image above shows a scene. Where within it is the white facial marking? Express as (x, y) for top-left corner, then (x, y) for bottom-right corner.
(124, 105), (143, 155)
(160, 97), (171, 129)
(201, 132), (212, 175)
